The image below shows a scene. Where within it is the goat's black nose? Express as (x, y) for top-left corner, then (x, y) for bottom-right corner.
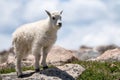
(58, 23), (62, 26)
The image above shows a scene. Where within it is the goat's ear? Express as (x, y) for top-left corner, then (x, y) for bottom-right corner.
(45, 10), (51, 17)
(60, 10), (63, 15)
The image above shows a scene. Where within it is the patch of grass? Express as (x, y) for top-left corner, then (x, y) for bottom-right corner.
(0, 65), (55, 74)
(0, 66), (34, 74)
(0, 68), (16, 74)
(72, 60), (120, 80)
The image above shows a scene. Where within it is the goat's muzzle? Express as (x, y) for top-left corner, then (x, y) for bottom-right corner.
(58, 23), (62, 28)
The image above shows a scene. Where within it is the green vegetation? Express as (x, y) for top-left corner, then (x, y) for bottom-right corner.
(0, 65), (54, 74)
(72, 60), (120, 80)
(1, 61), (120, 80)
(0, 66), (34, 74)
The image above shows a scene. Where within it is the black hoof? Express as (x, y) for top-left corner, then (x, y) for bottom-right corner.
(35, 68), (40, 72)
(17, 74), (24, 78)
(43, 66), (48, 70)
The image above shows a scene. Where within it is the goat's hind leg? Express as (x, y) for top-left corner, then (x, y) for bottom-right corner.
(15, 55), (23, 78)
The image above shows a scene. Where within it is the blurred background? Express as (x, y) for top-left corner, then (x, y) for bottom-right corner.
(0, 0), (120, 51)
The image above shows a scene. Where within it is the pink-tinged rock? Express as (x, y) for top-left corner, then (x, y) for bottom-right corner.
(47, 45), (78, 65)
(0, 50), (9, 64)
(0, 45), (78, 69)
(94, 48), (120, 61)
(23, 45), (78, 66)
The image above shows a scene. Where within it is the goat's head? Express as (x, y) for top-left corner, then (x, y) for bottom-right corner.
(45, 10), (63, 29)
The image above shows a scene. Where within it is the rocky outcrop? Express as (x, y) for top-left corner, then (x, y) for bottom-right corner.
(0, 74), (2, 80)
(1, 64), (85, 80)
(0, 54), (15, 70)
(47, 46), (77, 65)
(0, 47), (14, 64)
(76, 45), (119, 61)
(90, 48), (120, 61)
(0, 45), (78, 69)
(94, 44), (119, 54)
(25, 46), (78, 66)
(0, 50), (9, 64)
(75, 45), (101, 61)
(0, 46), (84, 80)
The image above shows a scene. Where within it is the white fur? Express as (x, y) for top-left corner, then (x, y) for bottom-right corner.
(12, 10), (62, 76)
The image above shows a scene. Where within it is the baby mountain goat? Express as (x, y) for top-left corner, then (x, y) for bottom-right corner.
(12, 10), (63, 78)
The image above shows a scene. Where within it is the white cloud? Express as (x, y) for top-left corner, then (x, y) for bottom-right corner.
(0, 0), (21, 27)
(0, 34), (12, 51)
(22, 0), (60, 21)
(0, 0), (120, 50)
(56, 22), (120, 49)
(61, 0), (108, 23)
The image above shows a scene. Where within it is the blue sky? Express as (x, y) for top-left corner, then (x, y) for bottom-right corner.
(0, 0), (120, 50)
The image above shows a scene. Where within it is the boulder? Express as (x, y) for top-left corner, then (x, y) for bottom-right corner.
(26, 45), (77, 66)
(1, 64), (85, 80)
(0, 50), (9, 64)
(47, 45), (77, 65)
(94, 44), (119, 54)
(92, 48), (120, 61)
(0, 74), (2, 80)
(0, 45), (78, 69)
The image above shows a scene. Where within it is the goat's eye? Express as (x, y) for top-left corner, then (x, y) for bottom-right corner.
(52, 17), (55, 20)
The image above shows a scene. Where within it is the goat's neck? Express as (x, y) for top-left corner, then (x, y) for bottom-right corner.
(46, 18), (57, 34)
(46, 18), (52, 27)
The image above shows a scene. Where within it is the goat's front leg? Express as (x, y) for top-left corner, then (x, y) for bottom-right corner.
(34, 53), (41, 72)
(32, 46), (41, 72)
(41, 46), (51, 69)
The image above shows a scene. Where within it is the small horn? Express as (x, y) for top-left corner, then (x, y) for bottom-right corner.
(45, 10), (51, 17)
(60, 10), (63, 14)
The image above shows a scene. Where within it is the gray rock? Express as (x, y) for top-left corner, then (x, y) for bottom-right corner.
(0, 74), (2, 80)
(94, 44), (119, 54)
(0, 50), (9, 64)
(76, 49), (100, 61)
(1, 64), (85, 80)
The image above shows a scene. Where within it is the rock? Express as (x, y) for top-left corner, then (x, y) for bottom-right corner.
(57, 64), (85, 78)
(47, 46), (77, 65)
(94, 44), (119, 54)
(0, 54), (15, 70)
(0, 74), (2, 80)
(0, 45), (77, 69)
(92, 48), (120, 61)
(1, 64), (85, 80)
(23, 45), (78, 66)
(0, 50), (9, 64)
(26, 45), (77, 66)
(76, 46), (100, 60)
(0, 48), (15, 69)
